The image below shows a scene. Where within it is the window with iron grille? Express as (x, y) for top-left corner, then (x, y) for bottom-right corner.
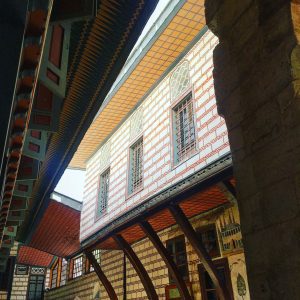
(166, 235), (189, 283)
(72, 256), (83, 278)
(90, 249), (101, 272)
(128, 138), (143, 195)
(60, 259), (67, 286)
(173, 92), (196, 164)
(97, 168), (110, 217)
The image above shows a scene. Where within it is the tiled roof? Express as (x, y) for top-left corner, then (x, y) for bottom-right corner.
(28, 200), (81, 257)
(17, 246), (53, 267)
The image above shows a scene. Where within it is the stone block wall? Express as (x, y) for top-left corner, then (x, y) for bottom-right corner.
(10, 270), (29, 300)
(46, 206), (250, 300)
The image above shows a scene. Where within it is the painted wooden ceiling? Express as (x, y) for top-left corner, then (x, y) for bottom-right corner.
(70, 0), (206, 169)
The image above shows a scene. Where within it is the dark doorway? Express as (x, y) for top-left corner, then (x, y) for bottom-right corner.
(27, 275), (45, 300)
(198, 258), (233, 300)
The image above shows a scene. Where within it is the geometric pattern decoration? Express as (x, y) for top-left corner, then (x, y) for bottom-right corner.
(170, 61), (190, 101)
(13, 180), (34, 198)
(16, 155), (40, 181)
(29, 83), (62, 132)
(10, 196), (29, 211)
(7, 210), (26, 223)
(3, 226), (18, 237)
(39, 22), (71, 98)
(99, 141), (111, 172)
(23, 129), (48, 161)
(1, 235), (14, 249)
(130, 107), (143, 140)
(31, 267), (46, 275)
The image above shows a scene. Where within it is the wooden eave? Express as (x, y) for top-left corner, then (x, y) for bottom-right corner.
(0, 0), (53, 253)
(69, 0), (207, 169)
(81, 154), (234, 252)
(19, 0), (159, 244)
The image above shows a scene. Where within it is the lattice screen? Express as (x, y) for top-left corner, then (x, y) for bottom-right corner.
(99, 141), (111, 171)
(130, 107), (143, 140)
(170, 61), (190, 100)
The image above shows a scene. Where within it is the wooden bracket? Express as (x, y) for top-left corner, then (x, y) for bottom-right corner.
(113, 234), (158, 300)
(139, 220), (192, 300)
(169, 204), (231, 300)
(85, 250), (118, 300)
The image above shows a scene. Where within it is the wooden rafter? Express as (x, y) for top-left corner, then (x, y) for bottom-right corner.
(139, 220), (192, 300)
(113, 234), (158, 300)
(85, 250), (118, 300)
(169, 204), (231, 300)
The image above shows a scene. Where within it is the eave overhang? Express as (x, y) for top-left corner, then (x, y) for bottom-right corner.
(0, 0), (159, 269)
(0, 0), (53, 270)
(81, 154), (234, 252)
(19, 0), (159, 244)
(28, 199), (81, 257)
(17, 245), (53, 268)
(70, 0), (208, 169)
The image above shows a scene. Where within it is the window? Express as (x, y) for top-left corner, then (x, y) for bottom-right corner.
(60, 259), (67, 286)
(172, 93), (196, 164)
(72, 256), (83, 278)
(128, 138), (143, 194)
(198, 258), (233, 300)
(50, 261), (58, 288)
(166, 235), (189, 282)
(97, 168), (110, 217)
(90, 249), (101, 272)
(197, 225), (220, 258)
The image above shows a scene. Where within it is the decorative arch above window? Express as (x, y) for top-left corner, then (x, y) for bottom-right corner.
(170, 61), (190, 101)
(130, 107), (143, 141)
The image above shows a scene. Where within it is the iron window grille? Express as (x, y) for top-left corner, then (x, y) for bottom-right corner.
(166, 235), (189, 283)
(97, 168), (110, 217)
(173, 92), (196, 164)
(128, 138), (143, 194)
(72, 256), (83, 279)
(90, 249), (101, 272)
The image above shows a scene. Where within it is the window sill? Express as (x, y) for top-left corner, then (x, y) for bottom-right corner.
(94, 210), (108, 222)
(126, 186), (143, 201)
(171, 149), (199, 171)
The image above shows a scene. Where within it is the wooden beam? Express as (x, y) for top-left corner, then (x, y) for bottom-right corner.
(85, 251), (118, 300)
(113, 234), (158, 300)
(169, 204), (231, 300)
(139, 220), (192, 300)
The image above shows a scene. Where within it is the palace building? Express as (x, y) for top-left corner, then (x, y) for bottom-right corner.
(43, 3), (248, 299)
(2, 0), (300, 299)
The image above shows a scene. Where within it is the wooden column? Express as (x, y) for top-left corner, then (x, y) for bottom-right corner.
(169, 204), (231, 300)
(85, 251), (118, 300)
(113, 234), (158, 300)
(139, 220), (192, 300)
